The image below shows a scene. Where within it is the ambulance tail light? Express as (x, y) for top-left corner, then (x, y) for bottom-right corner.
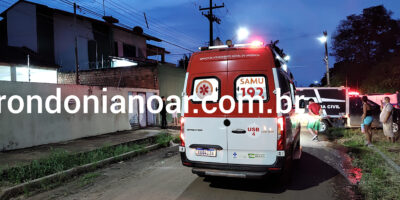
(180, 117), (185, 147)
(277, 116), (285, 150)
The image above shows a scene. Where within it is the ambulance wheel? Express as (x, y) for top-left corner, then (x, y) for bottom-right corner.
(275, 157), (293, 186)
(319, 120), (330, 134)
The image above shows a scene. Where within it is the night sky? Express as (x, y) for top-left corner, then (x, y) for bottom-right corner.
(1, 0), (400, 86)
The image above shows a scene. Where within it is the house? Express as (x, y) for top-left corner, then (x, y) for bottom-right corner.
(0, 0), (169, 81)
(0, 0), (176, 129)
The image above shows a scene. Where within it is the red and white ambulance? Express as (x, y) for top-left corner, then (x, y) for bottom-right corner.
(179, 41), (303, 179)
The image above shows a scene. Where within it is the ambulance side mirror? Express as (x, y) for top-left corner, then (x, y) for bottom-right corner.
(299, 99), (306, 109)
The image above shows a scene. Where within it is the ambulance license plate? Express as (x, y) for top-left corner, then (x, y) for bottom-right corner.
(195, 148), (217, 157)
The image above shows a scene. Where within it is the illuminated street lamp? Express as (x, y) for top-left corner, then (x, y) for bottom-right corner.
(318, 31), (330, 86)
(237, 27), (249, 41)
(284, 55), (290, 61)
(318, 35), (327, 43)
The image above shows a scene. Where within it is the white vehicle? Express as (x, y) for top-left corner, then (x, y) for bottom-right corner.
(179, 42), (303, 179)
(296, 87), (384, 133)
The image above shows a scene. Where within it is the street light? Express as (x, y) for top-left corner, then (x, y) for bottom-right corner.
(237, 27), (249, 41)
(317, 35), (327, 43)
(318, 31), (330, 86)
(284, 55), (290, 61)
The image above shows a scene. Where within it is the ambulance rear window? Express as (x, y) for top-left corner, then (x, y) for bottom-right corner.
(191, 77), (220, 103)
(235, 75), (268, 101)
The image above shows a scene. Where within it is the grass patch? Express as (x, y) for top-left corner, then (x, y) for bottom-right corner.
(78, 172), (100, 187)
(322, 127), (360, 141)
(0, 133), (175, 188)
(371, 139), (400, 166)
(349, 147), (400, 200)
(326, 128), (400, 200)
(173, 135), (181, 144)
(0, 133), (175, 198)
(155, 133), (173, 147)
(0, 143), (145, 185)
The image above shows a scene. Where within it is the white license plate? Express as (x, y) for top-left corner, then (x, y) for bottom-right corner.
(195, 148), (217, 157)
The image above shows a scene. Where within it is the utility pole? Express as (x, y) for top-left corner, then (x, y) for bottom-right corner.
(74, 3), (80, 84)
(323, 31), (330, 86)
(199, 0), (224, 46)
(27, 54), (30, 82)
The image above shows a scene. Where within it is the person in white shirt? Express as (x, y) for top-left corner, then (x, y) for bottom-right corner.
(380, 97), (395, 143)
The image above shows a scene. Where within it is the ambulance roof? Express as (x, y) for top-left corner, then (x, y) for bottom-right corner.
(188, 47), (278, 74)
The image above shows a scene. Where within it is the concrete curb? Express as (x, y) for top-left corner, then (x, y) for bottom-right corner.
(0, 143), (164, 200)
(369, 146), (400, 173)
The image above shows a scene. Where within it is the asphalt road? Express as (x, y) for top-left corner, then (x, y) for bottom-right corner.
(29, 132), (361, 200)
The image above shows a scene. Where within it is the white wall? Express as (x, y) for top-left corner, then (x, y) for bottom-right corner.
(113, 28), (147, 58)
(0, 81), (158, 151)
(53, 13), (94, 72)
(7, 2), (38, 52)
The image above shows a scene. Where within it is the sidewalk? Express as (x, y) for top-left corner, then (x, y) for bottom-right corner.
(0, 128), (178, 169)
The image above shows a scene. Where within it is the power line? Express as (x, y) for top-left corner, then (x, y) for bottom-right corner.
(99, 0), (201, 45)
(73, 0), (198, 53)
(91, 0), (200, 47)
(1, 0), (197, 56)
(85, 0), (198, 52)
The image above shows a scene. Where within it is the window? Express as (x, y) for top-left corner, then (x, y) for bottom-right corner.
(290, 83), (296, 104)
(235, 75), (268, 101)
(16, 67), (29, 82)
(191, 77), (219, 102)
(16, 67), (57, 83)
(30, 68), (57, 83)
(278, 71), (290, 95)
(277, 71), (292, 110)
(0, 66), (11, 81)
(123, 43), (136, 57)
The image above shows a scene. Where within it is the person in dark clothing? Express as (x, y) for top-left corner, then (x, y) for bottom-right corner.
(160, 96), (167, 129)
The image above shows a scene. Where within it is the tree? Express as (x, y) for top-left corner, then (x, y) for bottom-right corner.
(332, 5), (400, 64)
(360, 52), (400, 93)
(328, 5), (400, 93)
(178, 54), (191, 70)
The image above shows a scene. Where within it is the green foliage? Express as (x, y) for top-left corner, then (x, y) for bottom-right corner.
(328, 128), (400, 199)
(332, 5), (400, 63)
(323, 127), (360, 141)
(78, 172), (100, 187)
(360, 53), (400, 93)
(321, 5), (400, 93)
(173, 135), (181, 144)
(0, 143), (145, 185)
(155, 133), (173, 147)
(351, 148), (400, 200)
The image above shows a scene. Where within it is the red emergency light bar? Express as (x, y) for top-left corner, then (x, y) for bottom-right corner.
(349, 91), (360, 96)
(200, 41), (265, 51)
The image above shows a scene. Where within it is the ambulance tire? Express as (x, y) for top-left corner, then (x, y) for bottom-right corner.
(274, 146), (294, 186)
(319, 120), (330, 135)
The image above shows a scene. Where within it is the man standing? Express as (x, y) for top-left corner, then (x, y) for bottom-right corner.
(160, 96), (167, 129)
(380, 97), (394, 143)
(307, 99), (322, 141)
